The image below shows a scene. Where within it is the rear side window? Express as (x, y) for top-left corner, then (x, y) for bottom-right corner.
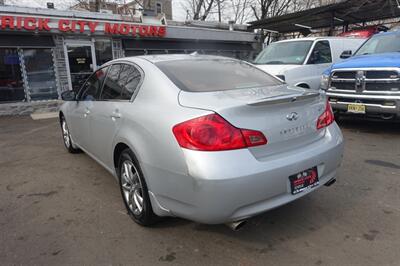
(121, 65), (142, 100)
(100, 64), (124, 100)
(155, 59), (281, 92)
(79, 67), (108, 101)
(100, 64), (142, 100)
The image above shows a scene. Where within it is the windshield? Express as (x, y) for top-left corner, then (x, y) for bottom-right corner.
(156, 59), (282, 92)
(355, 33), (400, 55)
(254, 41), (313, 65)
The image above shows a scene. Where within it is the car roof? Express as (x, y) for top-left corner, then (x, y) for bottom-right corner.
(124, 54), (237, 64)
(374, 30), (400, 36)
(274, 36), (365, 43)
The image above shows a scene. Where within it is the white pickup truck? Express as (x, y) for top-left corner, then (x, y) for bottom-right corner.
(253, 37), (365, 90)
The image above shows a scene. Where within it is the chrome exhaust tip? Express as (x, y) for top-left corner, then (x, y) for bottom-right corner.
(324, 178), (336, 187)
(226, 220), (247, 231)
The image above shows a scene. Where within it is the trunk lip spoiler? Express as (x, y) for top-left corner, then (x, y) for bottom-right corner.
(247, 91), (320, 106)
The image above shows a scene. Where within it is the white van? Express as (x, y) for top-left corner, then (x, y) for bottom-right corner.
(253, 37), (365, 90)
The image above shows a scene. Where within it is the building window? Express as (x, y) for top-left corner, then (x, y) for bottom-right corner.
(95, 39), (113, 68)
(168, 50), (185, 54)
(156, 2), (162, 14)
(218, 50), (236, 58)
(146, 50), (167, 55)
(22, 49), (58, 101)
(203, 50), (218, 55)
(0, 48), (25, 102)
(125, 50), (146, 57)
(112, 39), (124, 59)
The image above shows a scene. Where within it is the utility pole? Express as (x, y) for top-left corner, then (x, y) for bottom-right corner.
(95, 0), (101, 12)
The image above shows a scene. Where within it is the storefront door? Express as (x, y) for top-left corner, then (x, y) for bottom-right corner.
(65, 41), (97, 92)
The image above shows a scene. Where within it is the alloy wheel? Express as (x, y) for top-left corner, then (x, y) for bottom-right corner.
(121, 160), (144, 216)
(62, 119), (71, 148)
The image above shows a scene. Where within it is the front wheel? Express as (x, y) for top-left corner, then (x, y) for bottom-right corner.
(118, 149), (158, 226)
(60, 116), (80, 154)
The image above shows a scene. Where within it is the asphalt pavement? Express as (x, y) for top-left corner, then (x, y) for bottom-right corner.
(0, 116), (399, 265)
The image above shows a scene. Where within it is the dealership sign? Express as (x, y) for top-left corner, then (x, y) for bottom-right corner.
(0, 15), (166, 37)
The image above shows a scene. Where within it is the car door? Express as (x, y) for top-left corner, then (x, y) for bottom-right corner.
(293, 40), (333, 89)
(67, 67), (108, 151)
(89, 63), (143, 167)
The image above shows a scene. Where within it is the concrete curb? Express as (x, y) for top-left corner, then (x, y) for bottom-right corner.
(30, 112), (59, 120)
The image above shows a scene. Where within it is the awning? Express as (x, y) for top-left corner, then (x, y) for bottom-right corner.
(123, 39), (254, 51)
(248, 0), (400, 34)
(0, 34), (55, 48)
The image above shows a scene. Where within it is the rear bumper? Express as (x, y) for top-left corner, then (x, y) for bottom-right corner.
(144, 123), (344, 224)
(327, 92), (400, 116)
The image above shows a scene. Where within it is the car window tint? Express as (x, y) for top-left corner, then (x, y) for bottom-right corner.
(79, 67), (108, 101)
(100, 64), (142, 100)
(309, 41), (332, 64)
(121, 65), (142, 100)
(155, 59), (281, 92)
(100, 64), (124, 100)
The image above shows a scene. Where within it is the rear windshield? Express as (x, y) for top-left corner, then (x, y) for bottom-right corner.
(155, 59), (282, 92)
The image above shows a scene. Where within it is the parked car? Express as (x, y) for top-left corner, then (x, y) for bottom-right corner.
(253, 37), (365, 90)
(59, 55), (344, 228)
(321, 31), (400, 120)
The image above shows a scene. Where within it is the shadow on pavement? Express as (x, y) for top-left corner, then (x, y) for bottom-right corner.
(151, 194), (336, 246)
(337, 116), (400, 134)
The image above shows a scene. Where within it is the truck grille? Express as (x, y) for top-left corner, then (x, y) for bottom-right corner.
(329, 69), (400, 93)
(330, 81), (354, 91)
(332, 71), (357, 79)
(366, 71), (399, 79)
(366, 83), (400, 92)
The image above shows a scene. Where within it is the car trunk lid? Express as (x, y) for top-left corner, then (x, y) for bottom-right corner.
(178, 85), (326, 159)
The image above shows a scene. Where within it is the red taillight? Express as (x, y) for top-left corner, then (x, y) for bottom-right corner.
(241, 129), (268, 147)
(172, 114), (267, 151)
(317, 101), (335, 130)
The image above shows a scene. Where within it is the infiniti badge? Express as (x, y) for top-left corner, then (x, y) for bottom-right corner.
(286, 112), (299, 121)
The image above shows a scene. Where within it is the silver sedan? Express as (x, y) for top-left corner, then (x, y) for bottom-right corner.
(59, 55), (344, 228)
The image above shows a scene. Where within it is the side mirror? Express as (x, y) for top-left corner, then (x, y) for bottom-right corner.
(340, 50), (352, 59)
(61, 90), (77, 101)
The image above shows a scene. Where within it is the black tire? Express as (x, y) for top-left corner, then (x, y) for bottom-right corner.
(118, 148), (158, 226)
(60, 116), (81, 154)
